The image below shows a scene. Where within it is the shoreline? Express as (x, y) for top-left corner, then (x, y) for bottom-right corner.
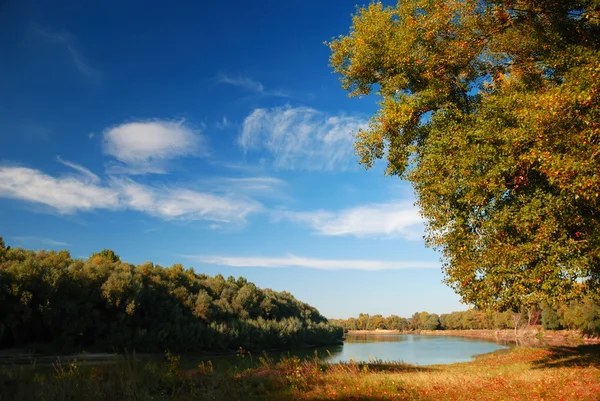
(0, 340), (344, 366)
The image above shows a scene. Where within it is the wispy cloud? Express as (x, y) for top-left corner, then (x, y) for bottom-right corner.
(11, 236), (71, 247)
(0, 166), (120, 213)
(20, 123), (50, 141)
(239, 106), (367, 171)
(0, 165), (263, 225)
(103, 119), (206, 175)
(32, 23), (101, 81)
(56, 156), (100, 183)
(112, 178), (262, 223)
(186, 254), (438, 271)
(275, 201), (424, 240)
(202, 176), (289, 200)
(66, 46), (101, 79)
(215, 116), (233, 130)
(217, 73), (264, 93)
(216, 73), (287, 97)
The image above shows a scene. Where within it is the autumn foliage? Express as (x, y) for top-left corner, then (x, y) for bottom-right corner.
(329, 0), (600, 310)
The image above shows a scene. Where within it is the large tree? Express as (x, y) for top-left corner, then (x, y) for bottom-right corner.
(329, 0), (600, 311)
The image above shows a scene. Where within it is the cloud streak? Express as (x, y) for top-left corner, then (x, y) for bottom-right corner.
(187, 254), (438, 271)
(33, 24), (101, 80)
(276, 201), (424, 240)
(11, 236), (71, 247)
(56, 156), (100, 183)
(215, 116), (233, 130)
(217, 74), (265, 93)
(66, 46), (102, 80)
(240, 106), (366, 171)
(103, 120), (206, 174)
(203, 176), (289, 200)
(0, 165), (263, 225)
(216, 73), (287, 97)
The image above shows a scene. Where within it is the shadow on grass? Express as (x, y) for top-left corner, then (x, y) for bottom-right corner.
(532, 344), (600, 369)
(0, 358), (431, 401)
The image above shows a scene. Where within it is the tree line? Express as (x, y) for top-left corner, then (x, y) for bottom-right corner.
(331, 300), (600, 335)
(0, 238), (342, 353)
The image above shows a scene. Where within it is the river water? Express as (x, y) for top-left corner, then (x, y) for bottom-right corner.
(0, 334), (510, 370)
(188, 333), (509, 370)
(323, 333), (509, 365)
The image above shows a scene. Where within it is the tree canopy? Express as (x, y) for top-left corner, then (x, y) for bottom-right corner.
(329, 0), (600, 310)
(0, 238), (342, 352)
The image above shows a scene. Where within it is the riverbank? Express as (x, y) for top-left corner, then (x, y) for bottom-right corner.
(0, 339), (344, 368)
(346, 328), (600, 345)
(1, 344), (599, 400)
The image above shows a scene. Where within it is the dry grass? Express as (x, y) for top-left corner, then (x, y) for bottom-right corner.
(291, 346), (600, 400)
(1, 345), (599, 400)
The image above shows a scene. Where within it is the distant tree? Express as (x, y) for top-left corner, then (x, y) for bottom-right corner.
(385, 315), (410, 331)
(369, 314), (386, 330)
(0, 237), (8, 262)
(560, 298), (600, 335)
(410, 312), (421, 331)
(357, 313), (370, 330)
(92, 249), (121, 263)
(423, 313), (441, 330)
(541, 304), (562, 330)
(194, 290), (213, 321)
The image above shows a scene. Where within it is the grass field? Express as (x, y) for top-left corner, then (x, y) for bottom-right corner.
(1, 345), (599, 400)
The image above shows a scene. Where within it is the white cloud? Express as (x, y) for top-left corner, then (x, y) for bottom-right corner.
(103, 120), (205, 174)
(239, 106), (367, 170)
(187, 254), (438, 271)
(0, 166), (120, 213)
(112, 178), (262, 223)
(0, 166), (262, 224)
(276, 201), (424, 240)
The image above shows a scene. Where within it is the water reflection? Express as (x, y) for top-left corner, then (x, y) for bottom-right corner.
(187, 334), (508, 370)
(344, 334), (410, 343)
(324, 334), (509, 365)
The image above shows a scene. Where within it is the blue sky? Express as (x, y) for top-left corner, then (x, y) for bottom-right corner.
(0, 0), (465, 319)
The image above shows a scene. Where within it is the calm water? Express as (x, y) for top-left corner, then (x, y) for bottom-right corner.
(323, 333), (509, 365)
(1, 334), (509, 370)
(187, 334), (509, 370)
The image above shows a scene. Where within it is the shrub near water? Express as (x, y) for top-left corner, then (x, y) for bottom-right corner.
(0, 238), (342, 353)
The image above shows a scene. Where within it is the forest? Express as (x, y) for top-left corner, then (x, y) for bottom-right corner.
(331, 300), (600, 334)
(0, 237), (343, 353)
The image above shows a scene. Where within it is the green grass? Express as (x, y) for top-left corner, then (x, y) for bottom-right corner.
(1, 345), (599, 400)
